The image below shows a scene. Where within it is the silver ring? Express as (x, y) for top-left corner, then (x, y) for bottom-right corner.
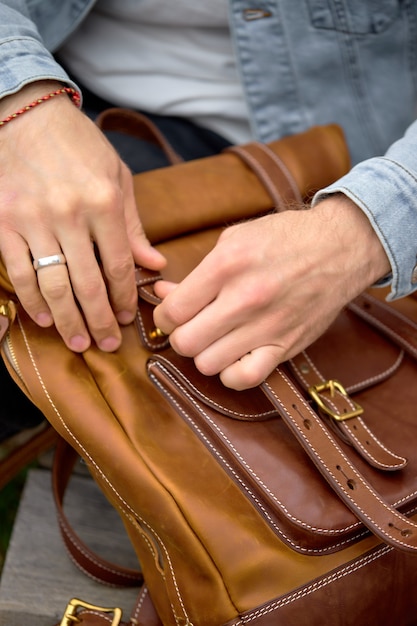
(33, 254), (67, 271)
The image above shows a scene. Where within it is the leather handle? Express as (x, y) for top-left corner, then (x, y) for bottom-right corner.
(261, 368), (417, 553)
(96, 109), (305, 210)
(226, 142), (303, 210)
(96, 107), (183, 165)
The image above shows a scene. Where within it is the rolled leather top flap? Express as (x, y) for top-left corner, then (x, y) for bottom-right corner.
(135, 124), (350, 245)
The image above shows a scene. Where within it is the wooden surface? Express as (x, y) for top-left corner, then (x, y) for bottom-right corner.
(0, 467), (140, 626)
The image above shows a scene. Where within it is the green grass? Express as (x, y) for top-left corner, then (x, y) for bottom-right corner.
(0, 468), (30, 573)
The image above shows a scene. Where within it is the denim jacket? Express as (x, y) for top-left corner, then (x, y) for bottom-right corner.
(2, 0), (417, 299)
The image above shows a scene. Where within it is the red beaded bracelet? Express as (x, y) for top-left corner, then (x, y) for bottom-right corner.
(0, 86), (81, 127)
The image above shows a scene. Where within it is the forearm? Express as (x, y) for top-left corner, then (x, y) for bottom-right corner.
(314, 118), (417, 300)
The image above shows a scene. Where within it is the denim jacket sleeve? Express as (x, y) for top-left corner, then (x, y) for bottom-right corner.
(313, 120), (417, 301)
(0, 0), (79, 99)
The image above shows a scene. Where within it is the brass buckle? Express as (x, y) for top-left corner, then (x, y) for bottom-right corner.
(149, 326), (167, 339)
(59, 598), (122, 626)
(0, 301), (14, 320)
(308, 380), (363, 422)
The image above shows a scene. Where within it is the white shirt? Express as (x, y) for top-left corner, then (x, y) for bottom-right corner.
(58, 0), (252, 143)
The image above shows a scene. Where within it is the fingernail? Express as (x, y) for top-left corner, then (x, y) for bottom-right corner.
(36, 312), (53, 327)
(116, 310), (135, 325)
(98, 336), (121, 352)
(69, 335), (90, 352)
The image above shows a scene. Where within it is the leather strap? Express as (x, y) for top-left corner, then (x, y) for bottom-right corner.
(261, 367), (417, 553)
(263, 293), (417, 550)
(287, 291), (417, 471)
(288, 351), (407, 471)
(95, 108), (183, 165)
(349, 292), (417, 359)
(52, 438), (143, 588)
(227, 142), (303, 210)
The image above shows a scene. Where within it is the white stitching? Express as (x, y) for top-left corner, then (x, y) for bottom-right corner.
(240, 545), (392, 621)
(342, 417), (406, 468)
(135, 306), (167, 350)
(289, 352), (407, 468)
(149, 364), (367, 553)
(156, 355), (276, 420)
(79, 610), (113, 624)
(290, 348), (404, 397)
(17, 316), (190, 626)
(131, 586), (148, 622)
(344, 350), (404, 394)
(264, 371), (417, 551)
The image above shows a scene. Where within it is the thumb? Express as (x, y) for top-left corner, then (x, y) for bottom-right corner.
(154, 280), (178, 299)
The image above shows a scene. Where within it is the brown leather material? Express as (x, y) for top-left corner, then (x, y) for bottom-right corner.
(52, 439), (143, 588)
(234, 543), (417, 625)
(226, 142), (303, 210)
(262, 367), (417, 552)
(288, 351), (408, 471)
(146, 289), (417, 554)
(133, 124), (349, 247)
(4, 115), (417, 624)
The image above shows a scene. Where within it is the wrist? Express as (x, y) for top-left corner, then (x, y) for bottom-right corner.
(312, 193), (391, 290)
(0, 81), (64, 115)
(0, 81), (81, 130)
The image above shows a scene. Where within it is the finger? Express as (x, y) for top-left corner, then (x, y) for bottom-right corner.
(219, 346), (284, 390)
(59, 233), (123, 351)
(164, 270), (273, 358)
(153, 249), (230, 334)
(0, 234), (55, 326)
(71, 174), (138, 326)
(167, 291), (243, 359)
(28, 211), (121, 352)
(36, 261), (92, 351)
(153, 280), (177, 300)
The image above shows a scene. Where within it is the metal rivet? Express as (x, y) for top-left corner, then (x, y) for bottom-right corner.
(243, 9), (272, 21)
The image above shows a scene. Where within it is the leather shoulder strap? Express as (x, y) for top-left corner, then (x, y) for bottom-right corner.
(349, 292), (417, 359)
(52, 438), (143, 588)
